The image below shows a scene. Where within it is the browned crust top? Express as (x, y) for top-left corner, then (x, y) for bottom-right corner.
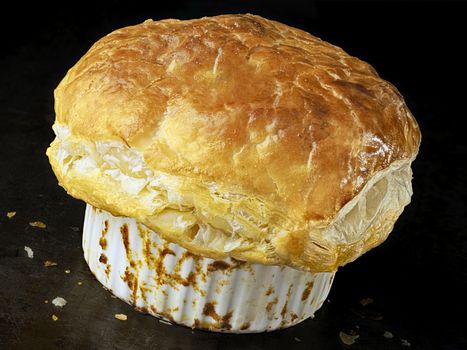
(54, 14), (420, 233)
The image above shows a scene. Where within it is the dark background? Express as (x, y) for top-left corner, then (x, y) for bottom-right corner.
(1, 1), (466, 349)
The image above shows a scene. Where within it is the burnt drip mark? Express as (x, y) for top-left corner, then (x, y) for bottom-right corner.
(142, 232), (156, 269)
(240, 322), (251, 331)
(139, 285), (149, 304)
(122, 267), (138, 304)
(202, 302), (233, 330)
(99, 253), (108, 264)
(207, 260), (231, 272)
(137, 306), (176, 324)
(301, 281), (314, 301)
(120, 223), (139, 276)
(266, 298), (278, 315)
(148, 247), (206, 295)
(231, 258), (255, 275)
(230, 258), (247, 268)
(99, 253), (111, 278)
(280, 285), (294, 327)
(99, 237), (107, 250)
(105, 264), (111, 278)
(137, 224), (148, 240)
(160, 247), (176, 257)
(116, 224), (142, 304)
(120, 224), (131, 259)
(204, 258), (255, 282)
(99, 220), (109, 250)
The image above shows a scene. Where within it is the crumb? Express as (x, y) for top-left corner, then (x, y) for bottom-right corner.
(77, 281), (83, 286)
(65, 270), (71, 274)
(401, 339), (411, 347)
(52, 297), (67, 308)
(7, 211), (16, 219)
(384, 331), (394, 339)
(159, 319), (172, 325)
(52, 314), (58, 321)
(44, 260), (58, 267)
(294, 337), (302, 342)
(29, 221), (46, 229)
(24, 246), (34, 259)
(44, 300), (49, 304)
(115, 314), (127, 321)
(70, 226), (80, 232)
(359, 297), (374, 306)
(339, 331), (359, 345)
(111, 295), (117, 299)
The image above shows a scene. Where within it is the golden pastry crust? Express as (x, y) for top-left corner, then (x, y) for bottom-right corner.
(48, 14), (421, 271)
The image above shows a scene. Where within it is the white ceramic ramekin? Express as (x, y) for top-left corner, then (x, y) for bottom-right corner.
(82, 204), (335, 333)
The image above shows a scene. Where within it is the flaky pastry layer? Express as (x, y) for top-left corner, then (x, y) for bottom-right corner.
(48, 124), (414, 271)
(48, 14), (421, 271)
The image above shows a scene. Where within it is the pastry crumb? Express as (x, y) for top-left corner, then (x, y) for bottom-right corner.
(401, 339), (411, 347)
(52, 314), (58, 321)
(7, 211), (16, 219)
(384, 331), (394, 339)
(339, 331), (359, 345)
(65, 269), (71, 274)
(359, 297), (374, 306)
(52, 297), (67, 308)
(29, 221), (46, 229)
(44, 260), (58, 267)
(294, 337), (302, 342)
(115, 313), (127, 321)
(44, 300), (49, 304)
(24, 246), (34, 259)
(159, 319), (172, 325)
(77, 281), (83, 286)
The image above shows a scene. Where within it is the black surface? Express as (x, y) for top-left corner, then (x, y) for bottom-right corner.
(1, 2), (466, 349)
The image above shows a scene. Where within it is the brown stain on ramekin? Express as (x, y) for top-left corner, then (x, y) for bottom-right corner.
(120, 224), (130, 258)
(265, 286), (274, 296)
(105, 264), (111, 277)
(136, 305), (176, 324)
(206, 258), (254, 277)
(160, 247), (176, 257)
(230, 258), (246, 268)
(240, 322), (251, 330)
(137, 223), (147, 240)
(149, 245), (206, 295)
(120, 223), (139, 270)
(142, 230), (155, 268)
(99, 220), (109, 250)
(266, 298), (278, 314)
(280, 285), (294, 327)
(122, 267), (138, 303)
(99, 253), (108, 264)
(202, 302), (217, 319)
(99, 237), (107, 250)
(201, 302), (233, 330)
(207, 260), (231, 272)
(139, 285), (149, 304)
(301, 281), (314, 301)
